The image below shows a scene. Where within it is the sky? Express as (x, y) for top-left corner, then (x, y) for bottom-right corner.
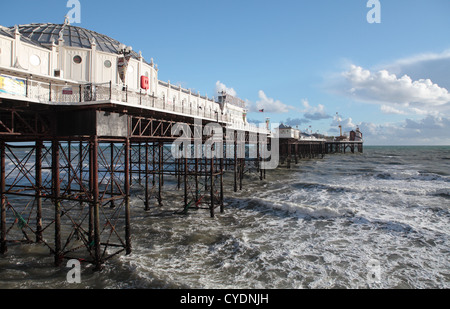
(1, 0), (450, 145)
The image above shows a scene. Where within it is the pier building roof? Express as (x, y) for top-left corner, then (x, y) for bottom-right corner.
(10, 23), (143, 62)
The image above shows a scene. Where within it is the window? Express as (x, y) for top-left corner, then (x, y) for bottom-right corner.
(30, 54), (41, 66)
(104, 60), (112, 68)
(73, 55), (82, 64)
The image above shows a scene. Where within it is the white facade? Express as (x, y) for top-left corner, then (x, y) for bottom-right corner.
(277, 126), (300, 139)
(0, 23), (266, 134)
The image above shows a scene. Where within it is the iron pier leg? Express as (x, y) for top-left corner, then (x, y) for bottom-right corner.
(184, 157), (188, 211)
(220, 157), (224, 213)
(79, 141), (84, 207)
(152, 142), (156, 186)
(67, 141), (72, 195)
(35, 140), (43, 243)
(210, 158), (214, 218)
(144, 142), (149, 211)
(88, 139), (94, 247)
(138, 143), (142, 184)
(110, 142), (115, 208)
(234, 132), (238, 192)
(124, 138), (131, 255)
(1, 141), (7, 255)
(239, 158), (243, 191)
(204, 156), (208, 191)
(287, 143), (291, 169)
(91, 137), (102, 271)
(52, 140), (63, 267)
(158, 142), (163, 206)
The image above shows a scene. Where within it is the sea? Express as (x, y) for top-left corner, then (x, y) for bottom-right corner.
(0, 146), (449, 290)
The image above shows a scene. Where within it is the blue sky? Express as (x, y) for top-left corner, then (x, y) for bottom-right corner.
(2, 0), (450, 145)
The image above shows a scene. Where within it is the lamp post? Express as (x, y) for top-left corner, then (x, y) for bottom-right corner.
(118, 44), (133, 91)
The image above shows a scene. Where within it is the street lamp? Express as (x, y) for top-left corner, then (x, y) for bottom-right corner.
(118, 45), (133, 91)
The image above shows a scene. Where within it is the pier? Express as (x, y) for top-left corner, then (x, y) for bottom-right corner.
(0, 22), (362, 270)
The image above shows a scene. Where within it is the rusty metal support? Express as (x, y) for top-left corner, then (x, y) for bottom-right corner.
(88, 139), (94, 246)
(91, 136), (102, 271)
(144, 142), (149, 211)
(152, 142), (156, 186)
(35, 140), (43, 243)
(110, 142), (115, 208)
(195, 157), (199, 204)
(124, 137), (131, 255)
(234, 131), (238, 192)
(52, 140), (62, 266)
(184, 157), (188, 211)
(1, 140), (6, 254)
(157, 141), (163, 206)
(220, 157), (224, 213)
(210, 157), (214, 218)
(239, 158), (243, 191)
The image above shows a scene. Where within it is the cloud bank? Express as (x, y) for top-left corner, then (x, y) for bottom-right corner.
(253, 90), (295, 113)
(343, 65), (450, 115)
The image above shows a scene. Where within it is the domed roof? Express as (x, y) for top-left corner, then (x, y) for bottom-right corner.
(11, 23), (143, 62)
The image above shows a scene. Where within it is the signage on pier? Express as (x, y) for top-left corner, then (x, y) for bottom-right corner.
(0, 75), (26, 97)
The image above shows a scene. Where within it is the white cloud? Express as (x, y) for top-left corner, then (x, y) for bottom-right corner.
(330, 113), (357, 132)
(215, 81), (237, 97)
(323, 50), (450, 145)
(380, 105), (407, 115)
(301, 99), (332, 120)
(342, 65), (450, 114)
(385, 50), (450, 67)
(253, 90), (295, 113)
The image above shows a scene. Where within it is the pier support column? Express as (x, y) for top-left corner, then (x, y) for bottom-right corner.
(234, 131), (238, 192)
(1, 141), (6, 255)
(152, 142), (156, 186)
(220, 157), (224, 213)
(110, 142), (115, 208)
(287, 143), (291, 169)
(294, 144), (298, 164)
(157, 142), (163, 206)
(210, 158), (214, 218)
(90, 136), (102, 271)
(239, 158), (244, 191)
(35, 140), (43, 243)
(144, 142), (149, 211)
(52, 140), (63, 267)
(195, 158), (199, 204)
(124, 138), (131, 255)
(184, 157), (188, 211)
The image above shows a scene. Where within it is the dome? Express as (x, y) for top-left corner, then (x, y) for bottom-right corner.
(10, 23), (143, 62)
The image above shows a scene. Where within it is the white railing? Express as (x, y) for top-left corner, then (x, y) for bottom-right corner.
(0, 72), (270, 134)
